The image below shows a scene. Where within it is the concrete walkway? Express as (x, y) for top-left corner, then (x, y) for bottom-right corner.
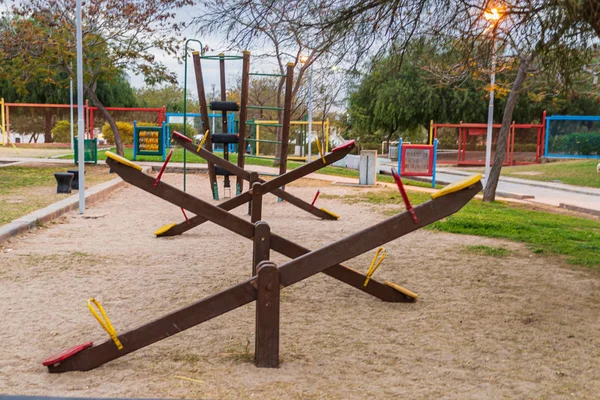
(3, 156), (599, 216)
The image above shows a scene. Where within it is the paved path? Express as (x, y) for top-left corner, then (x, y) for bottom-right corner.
(3, 156), (599, 216)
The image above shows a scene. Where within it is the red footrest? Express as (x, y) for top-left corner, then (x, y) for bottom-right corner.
(42, 341), (93, 366)
(332, 140), (355, 152)
(172, 131), (193, 143)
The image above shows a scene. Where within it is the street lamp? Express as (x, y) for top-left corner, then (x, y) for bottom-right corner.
(300, 55), (313, 162)
(484, 7), (501, 187)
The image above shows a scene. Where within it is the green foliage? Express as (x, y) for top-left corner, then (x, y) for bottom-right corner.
(51, 120), (76, 143)
(549, 132), (600, 155)
(101, 121), (158, 145)
(135, 84), (193, 112)
(167, 123), (197, 138)
(348, 39), (600, 148)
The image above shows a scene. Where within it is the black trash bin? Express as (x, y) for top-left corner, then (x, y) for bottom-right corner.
(54, 172), (74, 194)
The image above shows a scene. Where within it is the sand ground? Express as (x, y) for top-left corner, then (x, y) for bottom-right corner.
(0, 173), (598, 399)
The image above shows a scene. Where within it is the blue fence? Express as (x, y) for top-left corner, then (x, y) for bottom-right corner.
(545, 115), (600, 159)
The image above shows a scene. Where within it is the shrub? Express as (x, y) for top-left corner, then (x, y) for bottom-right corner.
(51, 120), (77, 143)
(101, 121), (158, 145)
(550, 132), (600, 155)
(167, 123), (197, 139)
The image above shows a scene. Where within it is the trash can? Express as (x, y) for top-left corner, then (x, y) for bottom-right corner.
(74, 138), (98, 165)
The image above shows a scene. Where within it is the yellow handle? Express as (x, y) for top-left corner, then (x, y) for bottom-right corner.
(363, 247), (386, 287)
(87, 298), (123, 350)
(314, 136), (326, 164)
(197, 130), (210, 152)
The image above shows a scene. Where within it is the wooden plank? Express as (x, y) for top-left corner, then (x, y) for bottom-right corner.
(47, 279), (257, 372)
(255, 261), (280, 368)
(276, 182), (482, 287)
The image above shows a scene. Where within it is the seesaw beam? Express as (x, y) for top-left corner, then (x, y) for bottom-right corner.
(107, 158), (410, 303)
(46, 174), (481, 372)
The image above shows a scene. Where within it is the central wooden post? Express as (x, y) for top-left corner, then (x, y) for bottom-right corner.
(255, 260), (280, 368)
(252, 221), (270, 276)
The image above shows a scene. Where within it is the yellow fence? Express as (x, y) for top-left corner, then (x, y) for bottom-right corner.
(255, 119), (329, 161)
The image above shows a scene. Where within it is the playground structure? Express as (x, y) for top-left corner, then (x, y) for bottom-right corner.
(42, 137), (482, 372)
(133, 121), (168, 161)
(545, 115), (600, 159)
(188, 49), (300, 200)
(431, 112), (547, 166)
(397, 138), (438, 188)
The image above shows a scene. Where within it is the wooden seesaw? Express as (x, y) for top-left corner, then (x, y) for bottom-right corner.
(42, 151), (482, 372)
(154, 131), (349, 237)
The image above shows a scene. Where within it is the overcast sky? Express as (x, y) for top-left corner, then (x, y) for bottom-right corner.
(128, 3), (277, 95)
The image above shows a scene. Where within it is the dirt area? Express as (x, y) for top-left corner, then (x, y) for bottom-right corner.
(0, 173), (598, 399)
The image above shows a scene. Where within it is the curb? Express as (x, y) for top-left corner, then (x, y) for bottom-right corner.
(0, 173), (134, 245)
(559, 203), (600, 217)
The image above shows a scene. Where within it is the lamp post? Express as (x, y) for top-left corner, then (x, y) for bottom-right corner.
(484, 8), (501, 187)
(300, 55), (313, 162)
(76, 0), (85, 214)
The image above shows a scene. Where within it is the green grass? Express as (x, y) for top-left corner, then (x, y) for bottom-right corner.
(331, 189), (600, 270)
(465, 245), (512, 257)
(0, 165), (113, 226)
(63, 147), (438, 189)
(460, 159), (600, 188)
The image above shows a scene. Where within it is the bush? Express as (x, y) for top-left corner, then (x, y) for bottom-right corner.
(167, 123), (197, 139)
(550, 132), (600, 155)
(101, 121), (158, 145)
(51, 120), (77, 143)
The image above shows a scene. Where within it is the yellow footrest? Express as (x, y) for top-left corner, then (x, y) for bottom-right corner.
(431, 174), (481, 199)
(384, 281), (418, 299)
(319, 207), (340, 219)
(105, 151), (143, 171)
(154, 222), (177, 236)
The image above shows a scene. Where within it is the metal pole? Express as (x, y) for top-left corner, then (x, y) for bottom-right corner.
(307, 65), (313, 163)
(70, 74), (74, 150)
(76, 0), (85, 214)
(484, 34), (496, 187)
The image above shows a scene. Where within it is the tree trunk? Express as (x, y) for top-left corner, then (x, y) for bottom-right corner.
(84, 85), (124, 156)
(483, 57), (531, 202)
(44, 110), (54, 143)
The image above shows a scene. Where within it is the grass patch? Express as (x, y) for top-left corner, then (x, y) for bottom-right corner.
(465, 245), (512, 257)
(0, 164), (113, 226)
(330, 188), (600, 270)
(460, 159), (600, 188)
(222, 338), (253, 363)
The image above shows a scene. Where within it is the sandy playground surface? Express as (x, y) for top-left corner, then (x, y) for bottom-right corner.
(0, 173), (599, 399)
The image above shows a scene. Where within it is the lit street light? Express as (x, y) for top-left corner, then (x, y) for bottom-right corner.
(484, 7), (501, 187)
